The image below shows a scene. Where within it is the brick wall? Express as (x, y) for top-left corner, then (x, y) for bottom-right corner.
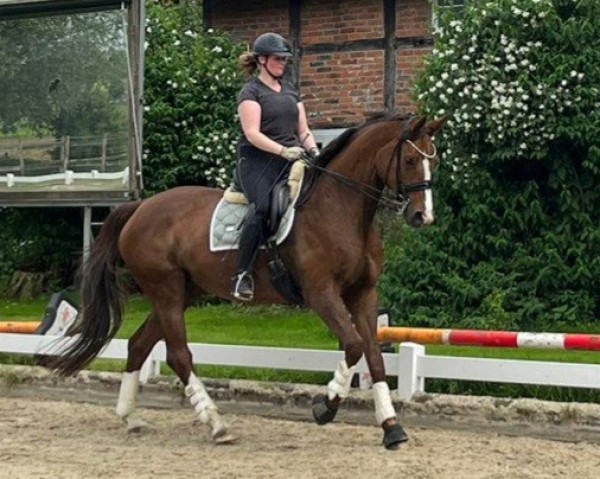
(209, 0), (433, 128)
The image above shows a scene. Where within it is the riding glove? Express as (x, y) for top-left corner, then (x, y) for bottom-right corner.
(280, 146), (305, 161)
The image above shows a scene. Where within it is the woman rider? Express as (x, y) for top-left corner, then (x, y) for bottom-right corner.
(231, 32), (319, 301)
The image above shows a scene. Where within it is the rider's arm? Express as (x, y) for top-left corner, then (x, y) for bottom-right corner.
(238, 100), (286, 155)
(297, 102), (318, 153)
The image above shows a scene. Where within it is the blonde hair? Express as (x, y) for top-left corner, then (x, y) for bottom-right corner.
(238, 51), (259, 76)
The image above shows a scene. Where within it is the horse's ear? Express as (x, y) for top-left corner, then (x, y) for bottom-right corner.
(409, 116), (428, 138)
(426, 117), (448, 136)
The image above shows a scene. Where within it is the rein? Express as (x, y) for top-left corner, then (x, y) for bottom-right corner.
(302, 135), (436, 213)
(303, 160), (409, 211)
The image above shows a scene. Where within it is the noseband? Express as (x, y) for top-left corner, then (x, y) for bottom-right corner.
(389, 137), (437, 210)
(396, 139), (437, 195)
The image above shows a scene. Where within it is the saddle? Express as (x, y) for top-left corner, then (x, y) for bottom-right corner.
(209, 160), (311, 305)
(210, 161), (310, 305)
(223, 159), (308, 235)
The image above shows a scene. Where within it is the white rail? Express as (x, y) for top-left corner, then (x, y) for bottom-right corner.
(0, 167), (129, 187)
(1, 334), (599, 401)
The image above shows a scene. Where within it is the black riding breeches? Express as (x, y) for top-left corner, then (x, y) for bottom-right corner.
(235, 145), (291, 274)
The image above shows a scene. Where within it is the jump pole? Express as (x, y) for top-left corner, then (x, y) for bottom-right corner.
(0, 322), (41, 334)
(376, 327), (600, 352)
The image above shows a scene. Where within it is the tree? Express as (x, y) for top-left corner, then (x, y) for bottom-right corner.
(0, 12), (127, 138)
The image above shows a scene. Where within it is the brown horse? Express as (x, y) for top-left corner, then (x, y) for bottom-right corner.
(49, 113), (444, 449)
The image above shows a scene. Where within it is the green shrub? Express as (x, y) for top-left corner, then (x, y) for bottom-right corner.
(142, 1), (245, 193)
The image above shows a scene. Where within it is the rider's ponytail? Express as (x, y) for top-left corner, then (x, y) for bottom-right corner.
(238, 52), (258, 76)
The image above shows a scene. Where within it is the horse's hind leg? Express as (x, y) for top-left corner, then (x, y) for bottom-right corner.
(116, 313), (162, 432)
(147, 276), (236, 444)
(348, 288), (408, 450)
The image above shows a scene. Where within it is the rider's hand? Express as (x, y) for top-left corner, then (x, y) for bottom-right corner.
(308, 147), (320, 159)
(280, 146), (305, 161)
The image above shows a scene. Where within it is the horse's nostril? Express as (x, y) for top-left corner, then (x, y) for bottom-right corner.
(411, 212), (424, 228)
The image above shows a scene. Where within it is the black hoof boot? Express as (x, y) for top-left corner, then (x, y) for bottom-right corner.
(312, 394), (338, 425)
(383, 422), (409, 450)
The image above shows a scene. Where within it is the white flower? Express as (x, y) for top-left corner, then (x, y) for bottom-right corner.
(174, 40), (181, 47)
(211, 46), (223, 54)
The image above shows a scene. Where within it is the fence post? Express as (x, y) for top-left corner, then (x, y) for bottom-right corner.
(397, 342), (425, 401)
(101, 134), (108, 172)
(17, 139), (24, 174)
(62, 136), (70, 172)
(139, 345), (161, 384)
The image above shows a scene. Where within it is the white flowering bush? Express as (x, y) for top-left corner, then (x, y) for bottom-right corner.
(381, 0), (600, 330)
(143, 1), (245, 192)
(415, 0), (600, 177)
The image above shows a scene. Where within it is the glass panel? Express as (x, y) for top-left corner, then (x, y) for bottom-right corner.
(0, 9), (130, 195)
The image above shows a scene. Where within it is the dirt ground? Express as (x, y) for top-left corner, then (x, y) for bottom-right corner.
(1, 394), (600, 479)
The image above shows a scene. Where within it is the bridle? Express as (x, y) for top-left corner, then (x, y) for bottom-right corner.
(300, 133), (437, 214)
(396, 139), (437, 196)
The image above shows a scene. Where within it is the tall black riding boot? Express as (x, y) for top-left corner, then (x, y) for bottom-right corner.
(231, 212), (265, 301)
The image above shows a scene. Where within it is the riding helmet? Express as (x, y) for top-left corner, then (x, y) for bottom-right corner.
(252, 32), (293, 57)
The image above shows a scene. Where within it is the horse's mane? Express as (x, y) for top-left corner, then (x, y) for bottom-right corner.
(315, 112), (414, 168)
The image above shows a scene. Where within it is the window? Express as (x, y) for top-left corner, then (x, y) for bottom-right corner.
(432, 0), (467, 29)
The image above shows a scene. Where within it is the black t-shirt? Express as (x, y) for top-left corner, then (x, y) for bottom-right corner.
(237, 77), (301, 148)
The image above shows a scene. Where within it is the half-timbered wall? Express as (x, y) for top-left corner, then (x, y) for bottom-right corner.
(204, 0), (433, 128)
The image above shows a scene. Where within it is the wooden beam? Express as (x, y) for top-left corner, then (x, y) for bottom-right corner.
(383, 0), (396, 112)
(289, 0), (302, 88)
(203, 0), (213, 32)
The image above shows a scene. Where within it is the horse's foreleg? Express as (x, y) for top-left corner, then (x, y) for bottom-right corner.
(306, 287), (364, 425)
(349, 288), (408, 450)
(116, 313), (162, 432)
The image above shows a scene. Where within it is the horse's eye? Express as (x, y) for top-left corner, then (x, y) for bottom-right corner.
(405, 157), (418, 166)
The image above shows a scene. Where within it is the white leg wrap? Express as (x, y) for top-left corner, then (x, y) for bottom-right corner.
(116, 370), (148, 431)
(373, 381), (396, 425)
(116, 370), (140, 418)
(327, 360), (356, 400)
(185, 373), (227, 439)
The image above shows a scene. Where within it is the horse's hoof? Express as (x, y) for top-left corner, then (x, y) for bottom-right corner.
(126, 417), (150, 434)
(212, 429), (238, 445)
(382, 423), (409, 450)
(312, 394), (338, 425)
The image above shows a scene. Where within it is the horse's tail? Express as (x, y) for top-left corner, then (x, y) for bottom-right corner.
(49, 201), (142, 376)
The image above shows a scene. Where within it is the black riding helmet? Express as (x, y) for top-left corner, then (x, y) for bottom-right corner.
(253, 32), (293, 58)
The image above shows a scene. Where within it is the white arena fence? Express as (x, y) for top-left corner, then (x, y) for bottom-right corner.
(1, 333), (600, 401)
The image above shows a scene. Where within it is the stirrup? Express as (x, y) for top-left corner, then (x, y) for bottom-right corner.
(232, 271), (254, 301)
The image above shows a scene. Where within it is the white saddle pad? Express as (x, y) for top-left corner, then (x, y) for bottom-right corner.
(209, 198), (296, 252)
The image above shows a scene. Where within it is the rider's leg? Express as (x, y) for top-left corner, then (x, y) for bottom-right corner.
(232, 210), (266, 300)
(232, 148), (289, 300)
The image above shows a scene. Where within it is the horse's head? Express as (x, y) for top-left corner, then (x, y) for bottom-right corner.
(377, 116), (446, 228)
